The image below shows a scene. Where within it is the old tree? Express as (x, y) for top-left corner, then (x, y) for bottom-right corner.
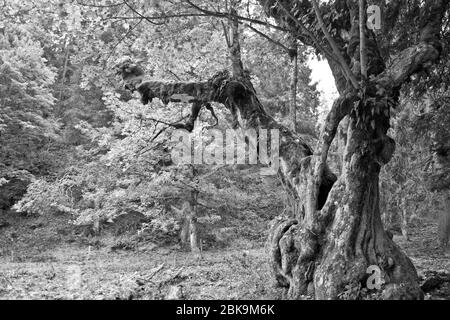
(117, 0), (449, 299)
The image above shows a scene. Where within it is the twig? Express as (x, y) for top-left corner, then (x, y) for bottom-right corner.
(145, 263), (165, 280)
(172, 267), (184, 279)
(166, 70), (182, 81)
(106, 18), (144, 62)
(150, 115), (190, 142)
(245, 24), (290, 53)
(123, 0), (165, 25)
(221, 21), (231, 48)
(76, 0), (125, 8)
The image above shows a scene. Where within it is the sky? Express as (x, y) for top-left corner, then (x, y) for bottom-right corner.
(307, 55), (338, 118)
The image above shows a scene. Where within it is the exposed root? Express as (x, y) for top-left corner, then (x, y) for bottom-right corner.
(269, 175), (423, 300)
(267, 218), (298, 288)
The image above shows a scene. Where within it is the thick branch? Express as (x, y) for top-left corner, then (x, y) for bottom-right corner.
(311, 0), (359, 89)
(375, 0), (449, 91)
(359, 0), (368, 79)
(245, 24), (290, 53)
(376, 43), (441, 91)
(307, 90), (358, 217)
(229, 7), (245, 78)
(117, 62), (337, 212)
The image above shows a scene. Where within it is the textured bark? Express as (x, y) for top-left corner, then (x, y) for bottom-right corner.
(178, 202), (190, 248)
(289, 38), (298, 132)
(438, 197), (450, 249)
(229, 7), (245, 79)
(313, 115), (419, 299)
(400, 199), (410, 241)
(358, 0), (368, 79)
(173, 196), (199, 253)
(189, 190), (200, 254)
(430, 106), (450, 249)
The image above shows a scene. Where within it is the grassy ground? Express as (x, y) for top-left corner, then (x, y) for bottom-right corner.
(0, 212), (448, 300)
(0, 211), (281, 300)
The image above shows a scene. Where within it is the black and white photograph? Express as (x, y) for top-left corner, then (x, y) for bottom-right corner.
(0, 0), (449, 305)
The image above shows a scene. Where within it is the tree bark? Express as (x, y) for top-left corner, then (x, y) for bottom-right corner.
(174, 194), (200, 253)
(400, 198), (410, 241)
(438, 196), (450, 249)
(178, 201), (190, 248)
(359, 0), (368, 79)
(289, 38), (298, 132)
(431, 119), (450, 249)
(189, 190), (200, 254)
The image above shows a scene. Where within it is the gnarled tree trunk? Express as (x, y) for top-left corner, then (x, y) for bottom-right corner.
(258, 0), (448, 300)
(272, 107), (420, 299)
